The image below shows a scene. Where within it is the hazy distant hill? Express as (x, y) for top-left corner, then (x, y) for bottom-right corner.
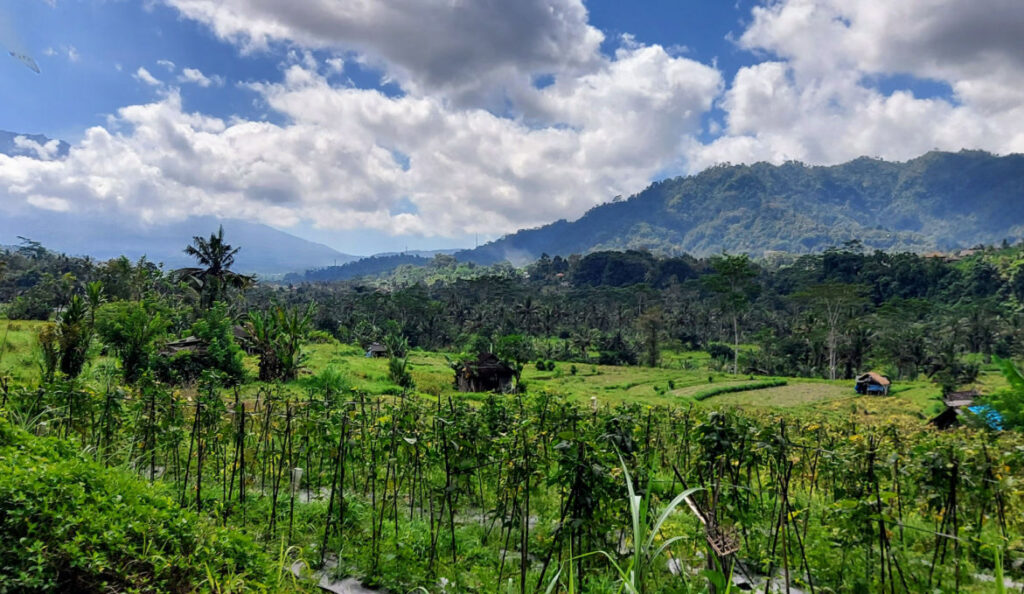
(286, 253), (434, 283)
(458, 150), (1024, 264)
(1, 131), (356, 275)
(371, 249), (461, 258)
(0, 213), (357, 276)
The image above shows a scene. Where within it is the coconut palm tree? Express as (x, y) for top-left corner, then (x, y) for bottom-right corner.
(176, 226), (253, 309)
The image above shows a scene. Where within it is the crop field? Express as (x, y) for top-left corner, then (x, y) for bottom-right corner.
(1, 312), (1020, 593)
(3, 317), (1004, 418)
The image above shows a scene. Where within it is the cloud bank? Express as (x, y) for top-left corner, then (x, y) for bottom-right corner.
(2, 0), (1024, 240)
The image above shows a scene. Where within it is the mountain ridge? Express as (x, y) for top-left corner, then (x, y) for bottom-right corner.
(456, 150), (1024, 265)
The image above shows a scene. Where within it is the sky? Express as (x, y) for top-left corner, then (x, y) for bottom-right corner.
(0, 0), (1023, 256)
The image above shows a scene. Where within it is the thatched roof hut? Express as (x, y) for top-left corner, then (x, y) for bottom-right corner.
(855, 372), (891, 395)
(453, 353), (515, 393)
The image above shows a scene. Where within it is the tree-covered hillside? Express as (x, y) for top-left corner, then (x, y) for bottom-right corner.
(459, 150), (1024, 264)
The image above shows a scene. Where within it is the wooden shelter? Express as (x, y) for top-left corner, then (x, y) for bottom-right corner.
(855, 372), (891, 395)
(453, 353), (516, 393)
(929, 390), (981, 430)
(233, 325), (257, 355)
(159, 336), (207, 357)
(365, 343), (388, 358)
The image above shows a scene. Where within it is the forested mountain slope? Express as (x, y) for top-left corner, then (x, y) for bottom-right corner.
(459, 150), (1024, 264)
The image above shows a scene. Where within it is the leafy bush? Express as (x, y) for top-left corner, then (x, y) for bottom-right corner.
(4, 294), (55, 321)
(152, 350), (206, 385)
(388, 354), (414, 390)
(155, 304), (245, 385)
(191, 304), (246, 384)
(692, 379), (788, 401)
(307, 329), (335, 344)
(597, 332), (638, 366)
(706, 343), (735, 362)
(246, 303), (315, 382)
(0, 416), (274, 592)
(95, 300), (168, 384)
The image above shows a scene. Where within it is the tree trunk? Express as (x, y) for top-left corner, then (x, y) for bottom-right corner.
(733, 315), (739, 375)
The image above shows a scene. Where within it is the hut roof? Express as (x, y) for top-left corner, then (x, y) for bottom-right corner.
(366, 342), (387, 353)
(857, 372), (890, 386)
(943, 389), (980, 408)
(160, 335), (206, 356)
(468, 352), (513, 372)
(455, 353), (515, 377)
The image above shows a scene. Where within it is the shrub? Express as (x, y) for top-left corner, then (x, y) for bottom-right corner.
(308, 329), (336, 344)
(388, 355), (414, 390)
(706, 343), (734, 362)
(95, 301), (168, 384)
(155, 303), (245, 385)
(535, 359), (547, 371)
(546, 360), (556, 371)
(0, 416), (274, 592)
(245, 303), (315, 382)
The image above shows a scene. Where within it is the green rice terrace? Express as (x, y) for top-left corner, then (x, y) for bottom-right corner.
(3, 237), (1024, 593)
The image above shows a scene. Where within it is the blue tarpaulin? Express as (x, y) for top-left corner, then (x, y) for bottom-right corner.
(967, 405), (1004, 430)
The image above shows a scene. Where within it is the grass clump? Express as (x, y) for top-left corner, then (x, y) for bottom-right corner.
(692, 378), (788, 401)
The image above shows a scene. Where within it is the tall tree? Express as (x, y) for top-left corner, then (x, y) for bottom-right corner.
(792, 283), (867, 380)
(176, 226), (253, 309)
(636, 307), (664, 368)
(704, 254), (758, 374)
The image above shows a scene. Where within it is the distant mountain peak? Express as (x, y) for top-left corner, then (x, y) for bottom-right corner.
(0, 213), (358, 275)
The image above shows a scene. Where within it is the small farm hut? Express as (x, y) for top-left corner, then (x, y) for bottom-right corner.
(929, 390), (976, 429)
(365, 343), (388, 358)
(854, 372), (891, 396)
(233, 325), (257, 354)
(453, 353), (516, 393)
(929, 390), (997, 430)
(159, 336), (207, 357)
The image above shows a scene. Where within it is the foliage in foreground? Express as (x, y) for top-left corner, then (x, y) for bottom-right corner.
(0, 415), (278, 593)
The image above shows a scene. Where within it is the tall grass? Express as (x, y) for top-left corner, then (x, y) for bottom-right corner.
(548, 454), (701, 593)
(692, 379), (787, 401)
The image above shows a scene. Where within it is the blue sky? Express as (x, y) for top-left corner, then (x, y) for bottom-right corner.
(1, 1), (773, 139)
(0, 0), (1020, 256)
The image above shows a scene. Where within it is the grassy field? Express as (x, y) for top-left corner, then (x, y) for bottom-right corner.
(3, 317), (1004, 424)
(0, 319), (46, 385)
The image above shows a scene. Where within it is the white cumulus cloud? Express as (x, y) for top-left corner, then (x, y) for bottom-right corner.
(5, 0), (1024, 245)
(163, 0), (605, 104)
(688, 0), (1024, 169)
(133, 66), (162, 86)
(178, 67), (223, 87)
